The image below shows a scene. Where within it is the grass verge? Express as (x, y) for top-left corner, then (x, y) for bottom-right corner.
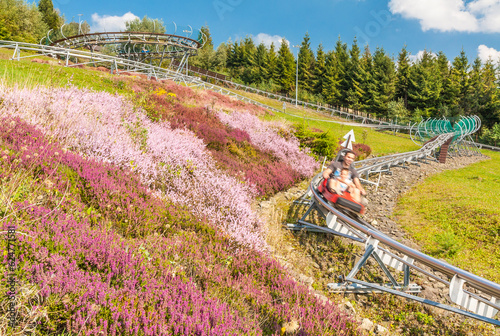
(394, 150), (500, 282)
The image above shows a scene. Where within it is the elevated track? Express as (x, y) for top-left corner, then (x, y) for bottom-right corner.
(290, 131), (499, 326)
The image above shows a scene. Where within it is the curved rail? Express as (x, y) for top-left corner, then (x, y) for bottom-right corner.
(293, 134), (499, 325)
(308, 184), (500, 325)
(310, 185), (500, 299)
(51, 32), (200, 49)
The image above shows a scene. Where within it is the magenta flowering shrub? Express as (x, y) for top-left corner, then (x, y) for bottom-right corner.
(164, 103), (303, 196)
(0, 118), (255, 334)
(210, 150), (300, 196)
(23, 207), (255, 335)
(217, 111), (319, 177)
(0, 83), (265, 250)
(0, 117), (360, 335)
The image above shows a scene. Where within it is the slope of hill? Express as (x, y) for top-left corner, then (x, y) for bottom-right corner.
(1, 54), (496, 335)
(0, 56), (365, 335)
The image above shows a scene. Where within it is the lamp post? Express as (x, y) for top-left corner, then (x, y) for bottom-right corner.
(78, 14), (83, 35)
(293, 45), (300, 107)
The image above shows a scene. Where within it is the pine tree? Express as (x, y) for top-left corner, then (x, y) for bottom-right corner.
(275, 39), (296, 94)
(334, 37), (349, 106)
(477, 58), (500, 126)
(469, 57), (483, 117)
(435, 51), (450, 111)
(226, 41), (242, 78)
(371, 47), (395, 117)
(313, 44), (326, 96)
(298, 32), (315, 93)
(240, 36), (257, 84)
(264, 43), (278, 83)
(38, 0), (60, 31)
(213, 42), (228, 71)
(241, 36), (257, 67)
(395, 46), (410, 109)
(360, 45), (374, 112)
(407, 50), (440, 117)
(345, 38), (365, 111)
(322, 50), (341, 106)
(254, 43), (268, 84)
(451, 49), (472, 115)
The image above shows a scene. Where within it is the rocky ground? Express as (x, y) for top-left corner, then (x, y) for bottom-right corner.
(258, 152), (499, 335)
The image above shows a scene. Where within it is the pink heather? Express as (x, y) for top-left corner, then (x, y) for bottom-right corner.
(216, 110), (318, 177)
(0, 83), (265, 250)
(0, 115), (359, 335)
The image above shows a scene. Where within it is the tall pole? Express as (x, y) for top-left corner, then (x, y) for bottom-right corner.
(293, 45), (300, 107)
(78, 14), (83, 35)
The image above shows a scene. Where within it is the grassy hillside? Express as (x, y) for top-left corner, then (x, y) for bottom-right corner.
(0, 48), (419, 158)
(225, 88), (420, 156)
(394, 150), (500, 283)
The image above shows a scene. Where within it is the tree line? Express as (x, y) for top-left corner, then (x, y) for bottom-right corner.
(0, 0), (65, 43)
(192, 27), (500, 132)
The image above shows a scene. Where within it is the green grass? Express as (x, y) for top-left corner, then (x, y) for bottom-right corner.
(0, 48), (131, 95)
(394, 150), (500, 282)
(272, 111), (419, 156)
(224, 87), (420, 156)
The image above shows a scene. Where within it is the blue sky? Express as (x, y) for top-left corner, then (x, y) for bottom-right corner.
(53, 0), (500, 64)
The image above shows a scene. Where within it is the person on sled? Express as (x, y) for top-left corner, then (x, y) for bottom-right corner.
(322, 150), (366, 203)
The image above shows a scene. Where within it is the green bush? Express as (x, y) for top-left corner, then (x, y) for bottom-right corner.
(480, 123), (500, 147)
(292, 123), (337, 159)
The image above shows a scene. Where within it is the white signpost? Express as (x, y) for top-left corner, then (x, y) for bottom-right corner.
(341, 130), (356, 150)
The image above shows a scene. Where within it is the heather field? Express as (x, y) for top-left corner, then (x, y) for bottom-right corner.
(0, 67), (363, 335)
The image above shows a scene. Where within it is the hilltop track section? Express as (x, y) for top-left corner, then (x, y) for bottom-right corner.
(49, 32), (202, 67)
(289, 133), (499, 326)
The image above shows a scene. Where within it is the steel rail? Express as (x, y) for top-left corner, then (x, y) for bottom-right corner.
(0, 40), (186, 79)
(183, 67), (409, 127)
(50, 32), (201, 49)
(464, 141), (500, 152)
(309, 183), (500, 300)
(353, 133), (453, 176)
(346, 278), (500, 326)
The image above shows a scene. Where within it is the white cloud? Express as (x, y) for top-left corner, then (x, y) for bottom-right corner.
(478, 44), (500, 63)
(90, 12), (139, 33)
(388, 0), (500, 33)
(388, 0), (478, 32)
(253, 33), (289, 48)
(468, 0), (500, 32)
(408, 50), (437, 63)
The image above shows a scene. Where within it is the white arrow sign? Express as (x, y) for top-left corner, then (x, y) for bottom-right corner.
(340, 129), (355, 150)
